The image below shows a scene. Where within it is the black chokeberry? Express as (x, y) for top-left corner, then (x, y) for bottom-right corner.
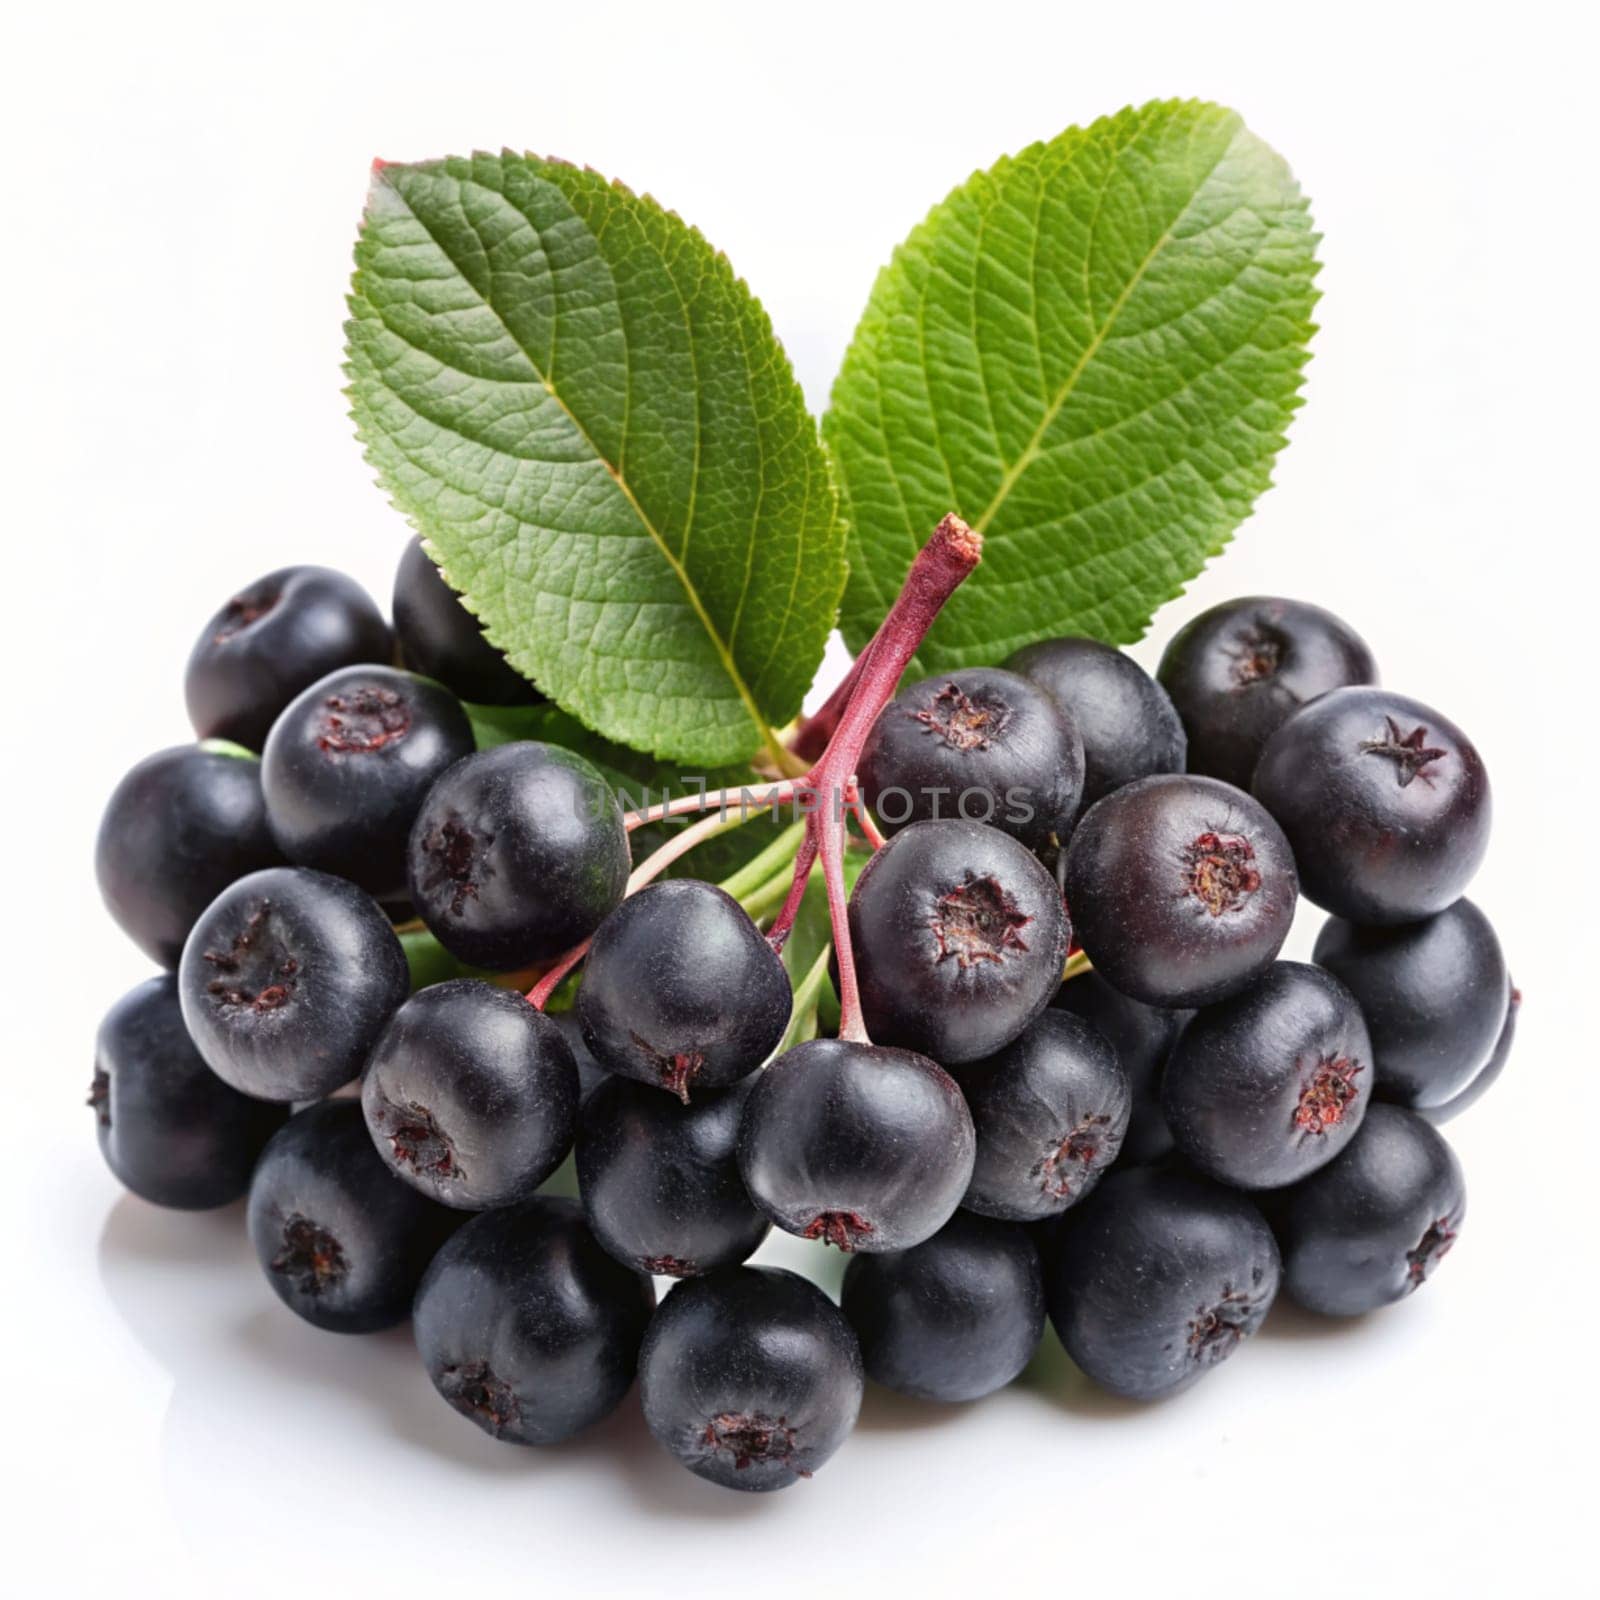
(178, 866), (409, 1102)
(413, 1196), (655, 1445)
(857, 667), (1084, 853)
(1156, 595), (1377, 789)
(361, 980), (578, 1210)
(1053, 973), (1190, 1165)
(577, 880), (791, 1102)
(1005, 636), (1186, 808)
(407, 741), (630, 971)
(261, 664), (475, 901)
(92, 976), (287, 1209)
(1253, 687), (1491, 924)
(1063, 774), (1298, 1008)
(96, 744), (285, 968)
(840, 1210), (1045, 1403)
(1042, 1167), (1280, 1400)
(737, 1039), (975, 1254)
(849, 818), (1069, 1064)
(1422, 982), (1518, 1125)
(639, 1267), (864, 1492)
(185, 565), (392, 750)
(1161, 963), (1373, 1190)
(1271, 1103), (1465, 1316)
(576, 1076), (769, 1277)
(1314, 898), (1509, 1112)
(247, 1101), (456, 1334)
(950, 1009), (1130, 1221)
(393, 535), (541, 706)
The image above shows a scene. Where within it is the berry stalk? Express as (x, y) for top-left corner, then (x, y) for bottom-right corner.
(774, 514), (982, 1041)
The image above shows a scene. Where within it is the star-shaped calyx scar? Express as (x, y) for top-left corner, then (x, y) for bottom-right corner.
(1359, 716), (1448, 787)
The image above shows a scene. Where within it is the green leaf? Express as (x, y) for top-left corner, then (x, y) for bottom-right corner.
(824, 100), (1320, 667)
(347, 152), (843, 768)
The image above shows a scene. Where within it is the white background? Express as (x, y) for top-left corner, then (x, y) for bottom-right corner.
(4, 2), (1593, 1594)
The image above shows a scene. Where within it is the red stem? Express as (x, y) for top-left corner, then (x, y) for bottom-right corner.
(784, 513), (982, 1040)
(527, 515), (982, 1039)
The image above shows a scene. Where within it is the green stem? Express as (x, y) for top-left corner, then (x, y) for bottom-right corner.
(780, 942), (834, 1053)
(741, 871), (798, 923)
(717, 818), (808, 902)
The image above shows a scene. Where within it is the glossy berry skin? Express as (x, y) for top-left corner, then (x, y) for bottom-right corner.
(1064, 775), (1298, 1009)
(849, 819), (1070, 1064)
(738, 1039), (975, 1254)
(1314, 899), (1509, 1112)
(951, 1010), (1130, 1221)
(361, 980), (578, 1210)
(1053, 973), (1189, 1165)
(1006, 636), (1186, 808)
(841, 1211), (1045, 1403)
(247, 1101), (456, 1334)
(185, 565), (392, 750)
(1271, 1104), (1465, 1316)
(1042, 1167), (1280, 1401)
(179, 867), (409, 1102)
(413, 1196), (655, 1445)
(1156, 596), (1377, 789)
(407, 742), (630, 971)
(1162, 963), (1373, 1191)
(261, 664), (475, 901)
(96, 745), (284, 968)
(1422, 982), (1518, 1125)
(639, 1267), (863, 1492)
(577, 1077), (769, 1277)
(393, 535), (541, 706)
(1253, 687), (1491, 924)
(91, 976), (287, 1209)
(578, 880), (791, 1102)
(857, 667), (1085, 853)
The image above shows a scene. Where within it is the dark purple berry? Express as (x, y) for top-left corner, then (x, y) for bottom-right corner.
(361, 980), (578, 1210)
(1162, 963), (1373, 1190)
(849, 819), (1070, 1064)
(92, 976), (286, 1209)
(841, 1211), (1045, 1402)
(1006, 636), (1186, 807)
(248, 1101), (457, 1334)
(858, 667), (1084, 853)
(1156, 595), (1376, 789)
(96, 745), (284, 968)
(407, 742), (629, 971)
(577, 880), (791, 1102)
(413, 1196), (654, 1444)
(1314, 898), (1509, 1112)
(1271, 1104), (1465, 1316)
(1042, 1167), (1280, 1400)
(1063, 774), (1298, 1008)
(393, 535), (541, 707)
(261, 664), (475, 901)
(178, 866), (409, 1102)
(577, 1076), (769, 1277)
(185, 565), (392, 750)
(639, 1267), (863, 1492)
(950, 1009), (1130, 1221)
(738, 1039), (975, 1254)
(1253, 687), (1490, 924)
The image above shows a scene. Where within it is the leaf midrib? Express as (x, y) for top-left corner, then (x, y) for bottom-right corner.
(970, 131), (1237, 538)
(374, 167), (781, 762)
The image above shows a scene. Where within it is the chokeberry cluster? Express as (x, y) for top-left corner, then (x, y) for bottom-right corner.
(94, 525), (1509, 1491)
